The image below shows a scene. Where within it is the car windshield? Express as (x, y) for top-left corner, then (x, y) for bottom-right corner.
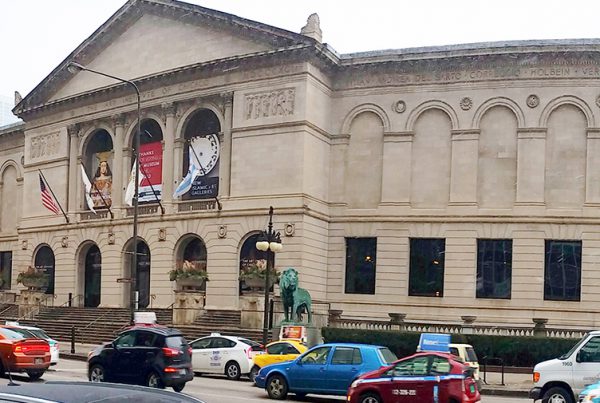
(559, 335), (589, 360)
(0, 327), (26, 339)
(378, 347), (398, 364)
(165, 335), (187, 348)
(465, 347), (478, 362)
(27, 329), (50, 339)
(7, 328), (36, 338)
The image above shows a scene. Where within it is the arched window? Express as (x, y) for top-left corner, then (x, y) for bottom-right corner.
(180, 109), (221, 200)
(34, 245), (55, 295)
(135, 119), (164, 204)
(239, 233), (267, 294)
(83, 130), (114, 210)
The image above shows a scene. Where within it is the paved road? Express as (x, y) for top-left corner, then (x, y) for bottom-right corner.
(0, 359), (530, 403)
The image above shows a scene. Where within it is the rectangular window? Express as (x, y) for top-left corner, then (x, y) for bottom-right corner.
(476, 239), (512, 299)
(0, 252), (11, 290)
(544, 240), (581, 301)
(344, 238), (376, 294)
(409, 238), (445, 297)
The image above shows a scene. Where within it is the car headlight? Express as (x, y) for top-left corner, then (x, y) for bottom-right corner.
(584, 391), (600, 401)
(350, 379), (363, 389)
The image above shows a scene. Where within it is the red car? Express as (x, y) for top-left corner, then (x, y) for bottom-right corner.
(347, 351), (480, 403)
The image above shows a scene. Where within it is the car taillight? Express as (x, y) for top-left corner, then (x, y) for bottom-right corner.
(188, 347), (192, 356)
(246, 348), (252, 359)
(14, 343), (49, 353)
(533, 371), (540, 383)
(162, 347), (181, 357)
(164, 366), (178, 373)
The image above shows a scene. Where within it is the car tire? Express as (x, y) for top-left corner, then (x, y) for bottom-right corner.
(26, 370), (44, 381)
(267, 374), (288, 400)
(146, 371), (165, 389)
(172, 383), (185, 393)
(542, 386), (573, 403)
(359, 392), (382, 403)
(89, 364), (105, 383)
(225, 361), (241, 380)
(249, 365), (260, 383)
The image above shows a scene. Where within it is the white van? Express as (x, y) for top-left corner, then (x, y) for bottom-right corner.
(530, 330), (600, 402)
(449, 343), (481, 389)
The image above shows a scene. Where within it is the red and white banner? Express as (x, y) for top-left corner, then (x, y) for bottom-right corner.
(138, 141), (163, 203)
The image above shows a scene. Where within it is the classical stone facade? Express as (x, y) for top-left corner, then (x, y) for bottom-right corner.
(2, 0), (600, 328)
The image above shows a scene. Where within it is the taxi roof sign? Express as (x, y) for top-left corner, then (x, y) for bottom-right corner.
(418, 333), (451, 353)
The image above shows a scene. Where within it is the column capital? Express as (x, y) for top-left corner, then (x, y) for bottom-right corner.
(162, 102), (177, 117)
(112, 114), (126, 128)
(67, 124), (81, 138)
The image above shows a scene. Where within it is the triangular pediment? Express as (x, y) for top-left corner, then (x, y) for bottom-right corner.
(17, 0), (315, 114)
(51, 13), (272, 101)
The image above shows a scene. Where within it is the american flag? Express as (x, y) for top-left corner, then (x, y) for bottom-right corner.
(39, 174), (59, 214)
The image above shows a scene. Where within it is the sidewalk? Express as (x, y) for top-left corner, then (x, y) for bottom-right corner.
(59, 342), (533, 398)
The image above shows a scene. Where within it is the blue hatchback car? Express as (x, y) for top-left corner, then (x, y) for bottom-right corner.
(255, 343), (397, 400)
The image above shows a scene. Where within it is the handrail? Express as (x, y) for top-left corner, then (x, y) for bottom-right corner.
(482, 356), (505, 386)
(15, 293), (55, 322)
(56, 294), (83, 309)
(80, 308), (120, 331)
(0, 303), (16, 318)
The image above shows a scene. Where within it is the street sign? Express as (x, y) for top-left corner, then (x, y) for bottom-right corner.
(116, 278), (134, 283)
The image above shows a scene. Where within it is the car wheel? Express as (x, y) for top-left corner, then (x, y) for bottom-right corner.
(249, 365), (260, 383)
(146, 371), (165, 389)
(89, 364), (105, 383)
(542, 386), (573, 403)
(267, 374), (288, 400)
(172, 383), (185, 393)
(26, 370), (44, 381)
(225, 361), (241, 380)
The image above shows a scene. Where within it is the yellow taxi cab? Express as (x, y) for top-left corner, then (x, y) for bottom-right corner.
(249, 340), (307, 383)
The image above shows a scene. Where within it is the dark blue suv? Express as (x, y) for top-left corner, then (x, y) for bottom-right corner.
(87, 326), (193, 392)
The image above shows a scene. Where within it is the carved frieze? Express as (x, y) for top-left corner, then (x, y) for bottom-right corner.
(244, 88), (295, 120)
(29, 132), (61, 160)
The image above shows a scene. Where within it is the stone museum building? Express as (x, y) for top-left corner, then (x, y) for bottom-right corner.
(2, 0), (600, 329)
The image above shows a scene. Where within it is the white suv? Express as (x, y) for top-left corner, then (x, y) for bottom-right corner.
(189, 333), (263, 380)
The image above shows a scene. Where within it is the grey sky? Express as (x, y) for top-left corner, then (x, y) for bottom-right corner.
(2, 0), (599, 100)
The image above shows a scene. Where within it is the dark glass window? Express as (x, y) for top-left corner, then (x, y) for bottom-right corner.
(0, 252), (12, 290)
(344, 238), (376, 294)
(409, 239), (445, 297)
(544, 240), (581, 301)
(476, 239), (512, 299)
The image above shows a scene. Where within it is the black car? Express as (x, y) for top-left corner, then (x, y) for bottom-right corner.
(87, 326), (193, 392)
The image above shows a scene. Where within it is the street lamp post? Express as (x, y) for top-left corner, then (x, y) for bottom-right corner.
(255, 206), (283, 346)
(67, 62), (141, 324)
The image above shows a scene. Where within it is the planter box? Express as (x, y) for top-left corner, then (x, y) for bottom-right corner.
(175, 278), (206, 292)
(21, 276), (49, 291)
(244, 277), (275, 290)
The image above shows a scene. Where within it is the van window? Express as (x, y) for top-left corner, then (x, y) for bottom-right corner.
(465, 347), (479, 362)
(579, 336), (600, 363)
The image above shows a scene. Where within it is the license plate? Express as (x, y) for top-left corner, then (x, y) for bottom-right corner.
(179, 369), (186, 375)
(35, 358), (43, 364)
(470, 384), (476, 393)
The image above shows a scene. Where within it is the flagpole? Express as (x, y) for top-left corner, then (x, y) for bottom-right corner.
(38, 170), (69, 223)
(138, 160), (165, 215)
(81, 163), (113, 218)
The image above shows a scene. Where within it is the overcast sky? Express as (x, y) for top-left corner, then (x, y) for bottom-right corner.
(2, 0), (600, 101)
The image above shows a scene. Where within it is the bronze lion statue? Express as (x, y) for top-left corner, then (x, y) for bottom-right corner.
(279, 268), (312, 324)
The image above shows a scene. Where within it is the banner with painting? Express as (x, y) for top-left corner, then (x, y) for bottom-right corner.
(189, 134), (220, 199)
(138, 141), (163, 203)
(91, 152), (113, 209)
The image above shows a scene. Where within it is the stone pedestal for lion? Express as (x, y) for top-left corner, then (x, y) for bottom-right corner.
(173, 291), (205, 325)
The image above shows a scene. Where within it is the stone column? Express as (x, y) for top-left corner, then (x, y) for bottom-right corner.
(516, 128), (546, 206)
(381, 131), (412, 204)
(161, 103), (176, 212)
(449, 129), (479, 206)
(173, 138), (185, 207)
(112, 115), (125, 214)
(585, 128), (600, 204)
(219, 96), (233, 198)
(67, 125), (80, 220)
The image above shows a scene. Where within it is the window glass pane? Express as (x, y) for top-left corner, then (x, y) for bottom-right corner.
(331, 347), (354, 365)
(544, 240), (581, 301)
(392, 356), (430, 376)
(116, 332), (135, 347)
(476, 239), (512, 299)
(300, 347), (331, 365)
(191, 338), (211, 349)
(352, 348), (363, 365)
(378, 348), (398, 364)
(409, 239), (445, 297)
(267, 343), (286, 355)
(344, 238), (377, 294)
(580, 337), (600, 362)
(430, 357), (451, 375)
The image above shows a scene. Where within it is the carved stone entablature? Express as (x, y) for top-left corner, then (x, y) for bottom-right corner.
(244, 88), (295, 120)
(29, 132), (61, 160)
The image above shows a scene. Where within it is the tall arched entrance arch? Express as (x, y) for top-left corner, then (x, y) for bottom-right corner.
(84, 244), (101, 307)
(34, 245), (55, 295)
(123, 239), (151, 309)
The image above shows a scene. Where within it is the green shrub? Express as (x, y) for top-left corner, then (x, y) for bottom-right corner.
(321, 327), (579, 367)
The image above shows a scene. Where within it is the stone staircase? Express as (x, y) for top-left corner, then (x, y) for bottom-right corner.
(0, 305), (264, 345)
(176, 310), (264, 342)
